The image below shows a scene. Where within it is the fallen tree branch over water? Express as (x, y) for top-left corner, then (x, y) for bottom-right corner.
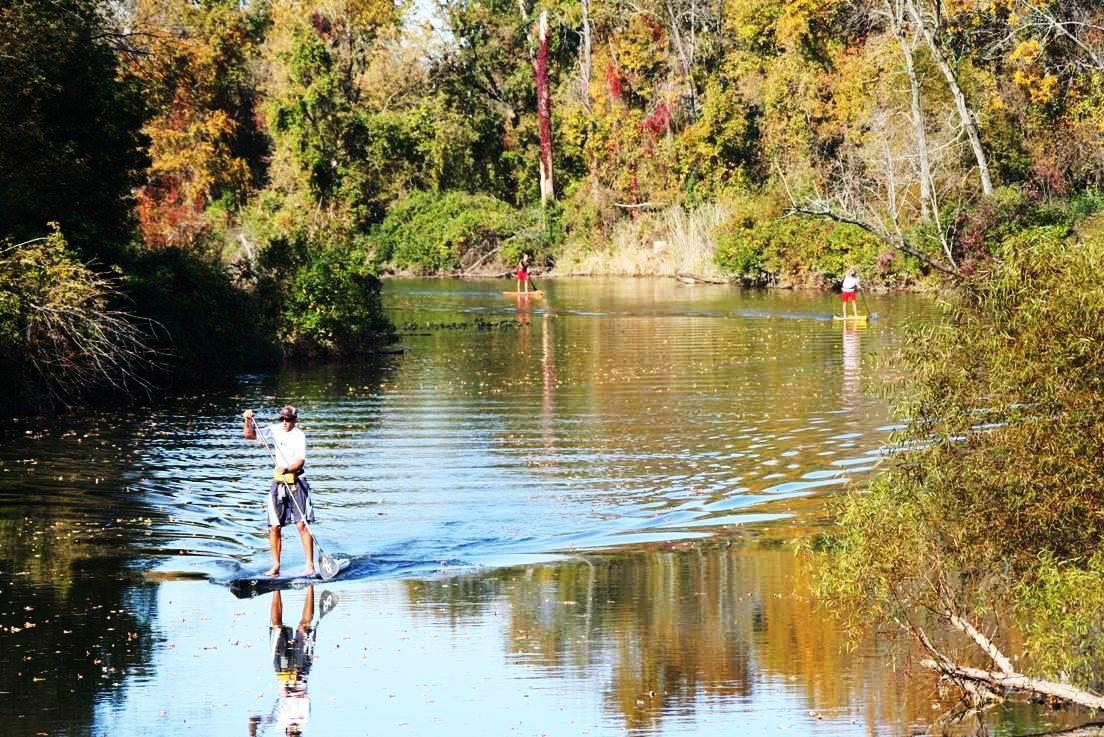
(911, 614), (1104, 711)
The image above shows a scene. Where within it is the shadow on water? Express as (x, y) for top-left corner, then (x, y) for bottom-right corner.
(0, 415), (163, 737)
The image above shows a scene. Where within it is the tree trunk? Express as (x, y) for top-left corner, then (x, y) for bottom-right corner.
(665, 0), (699, 118)
(888, 0), (932, 221)
(536, 11), (555, 205)
(906, 0), (994, 197)
(579, 0), (593, 107)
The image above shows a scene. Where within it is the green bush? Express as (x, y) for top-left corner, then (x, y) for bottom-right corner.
(277, 242), (395, 358)
(714, 198), (885, 286)
(120, 247), (278, 382)
(374, 191), (524, 273)
(816, 223), (1104, 690)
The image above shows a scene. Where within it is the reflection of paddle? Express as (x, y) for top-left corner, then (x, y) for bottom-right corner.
(252, 418), (341, 580)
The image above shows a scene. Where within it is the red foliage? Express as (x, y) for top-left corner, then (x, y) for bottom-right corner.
(135, 175), (209, 249)
(1025, 157), (1068, 202)
(606, 64), (623, 103)
(640, 14), (665, 42)
(641, 102), (670, 136)
(309, 11), (333, 38)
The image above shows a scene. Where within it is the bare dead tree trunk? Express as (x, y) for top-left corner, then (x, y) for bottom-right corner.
(887, 0), (932, 221)
(579, 0), (593, 108)
(906, 0), (994, 197)
(909, 613), (1104, 711)
(665, 0), (699, 118)
(536, 11), (555, 205)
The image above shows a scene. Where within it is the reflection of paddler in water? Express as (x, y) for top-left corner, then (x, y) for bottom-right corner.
(249, 586), (337, 737)
(842, 323), (861, 401)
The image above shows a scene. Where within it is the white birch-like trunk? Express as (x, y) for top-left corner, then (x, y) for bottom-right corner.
(906, 0), (994, 197)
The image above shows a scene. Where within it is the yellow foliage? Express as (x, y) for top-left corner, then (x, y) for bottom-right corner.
(1009, 39), (1043, 66)
(1012, 70), (1059, 105)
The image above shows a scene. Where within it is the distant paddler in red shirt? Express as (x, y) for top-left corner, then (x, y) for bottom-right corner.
(515, 253), (532, 294)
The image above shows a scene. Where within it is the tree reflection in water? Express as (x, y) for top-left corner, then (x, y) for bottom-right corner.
(402, 539), (944, 733)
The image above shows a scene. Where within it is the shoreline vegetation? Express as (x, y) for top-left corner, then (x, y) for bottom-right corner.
(5, 0), (1104, 723)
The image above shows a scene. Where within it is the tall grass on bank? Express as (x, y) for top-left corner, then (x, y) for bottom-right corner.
(556, 203), (730, 279)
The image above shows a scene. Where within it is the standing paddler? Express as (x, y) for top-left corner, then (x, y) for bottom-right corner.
(243, 405), (315, 577)
(841, 266), (861, 319)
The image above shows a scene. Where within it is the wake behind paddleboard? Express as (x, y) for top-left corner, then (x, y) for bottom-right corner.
(228, 558), (350, 598)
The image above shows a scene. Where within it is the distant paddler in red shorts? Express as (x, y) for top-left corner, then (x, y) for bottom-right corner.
(515, 253), (531, 294)
(841, 267), (861, 319)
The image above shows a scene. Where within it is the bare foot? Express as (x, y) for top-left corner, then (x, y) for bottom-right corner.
(265, 565), (280, 576)
(303, 567), (316, 577)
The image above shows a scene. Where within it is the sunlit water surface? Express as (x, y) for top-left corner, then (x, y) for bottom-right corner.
(0, 279), (1086, 736)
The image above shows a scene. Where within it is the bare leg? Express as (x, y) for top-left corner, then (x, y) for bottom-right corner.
(299, 585), (315, 630)
(267, 526), (282, 576)
(271, 590), (284, 626)
(296, 521), (315, 575)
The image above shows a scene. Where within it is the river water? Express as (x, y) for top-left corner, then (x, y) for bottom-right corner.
(0, 279), (1084, 736)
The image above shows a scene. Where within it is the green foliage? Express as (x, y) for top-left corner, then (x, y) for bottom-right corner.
(374, 191), (528, 273)
(0, 0), (147, 260)
(1016, 552), (1104, 690)
(817, 222), (1104, 688)
(714, 197), (889, 286)
(277, 243), (395, 358)
(119, 247), (278, 382)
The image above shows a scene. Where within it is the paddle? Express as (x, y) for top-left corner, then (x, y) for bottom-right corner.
(251, 418), (341, 580)
(859, 287), (878, 320)
(525, 272), (540, 294)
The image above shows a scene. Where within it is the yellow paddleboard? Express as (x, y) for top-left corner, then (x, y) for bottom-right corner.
(833, 314), (868, 322)
(503, 291), (542, 298)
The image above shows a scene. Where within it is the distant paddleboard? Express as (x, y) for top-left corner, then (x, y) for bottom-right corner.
(503, 291), (542, 298)
(833, 314), (868, 322)
(228, 558), (350, 598)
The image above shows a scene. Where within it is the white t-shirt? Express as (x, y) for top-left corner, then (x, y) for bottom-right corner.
(842, 274), (860, 293)
(260, 423), (307, 475)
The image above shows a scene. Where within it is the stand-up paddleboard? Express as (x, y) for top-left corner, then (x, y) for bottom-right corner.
(833, 314), (868, 322)
(228, 558), (350, 599)
(503, 290), (542, 298)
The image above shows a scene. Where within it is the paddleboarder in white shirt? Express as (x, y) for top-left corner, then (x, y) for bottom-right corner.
(243, 405), (315, 576)
(841, 267), (861, 320)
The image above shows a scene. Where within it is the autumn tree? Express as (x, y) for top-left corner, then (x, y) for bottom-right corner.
(128, 0), (269, 252)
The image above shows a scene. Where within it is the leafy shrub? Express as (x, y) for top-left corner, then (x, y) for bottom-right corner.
(277, 242), (395, 358)
(817, 223), (1104, 689)
(374, 191), (524, 273)
(121, 246), (278, 382)
(0, 226), (155, 410)
(714, 197), (886, 286)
